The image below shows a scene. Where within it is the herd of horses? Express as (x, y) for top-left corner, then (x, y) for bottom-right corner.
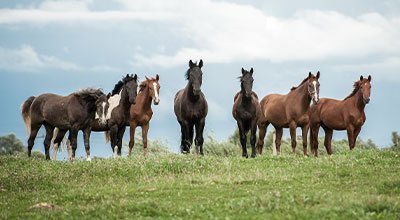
(20, 59), (372, 160)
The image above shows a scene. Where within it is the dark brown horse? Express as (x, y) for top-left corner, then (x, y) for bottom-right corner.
(52, 74), (138, 159)
(174, 60), (208, 155)
(128, 75), (160, 156)
(257, 71), (320, 156)
(21, 88), (108, 160)
(232, 68), (261, 158)
(309, 75), (372, 156)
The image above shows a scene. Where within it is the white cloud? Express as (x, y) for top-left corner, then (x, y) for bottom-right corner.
(0, 45), (80, 72)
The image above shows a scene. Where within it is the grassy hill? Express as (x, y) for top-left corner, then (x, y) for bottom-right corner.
(1, 147), (399, 219)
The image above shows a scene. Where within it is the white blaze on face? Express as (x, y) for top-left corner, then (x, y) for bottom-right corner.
(153, 82), (160, 104)
(312, 80), (319, 103)
(107, 90), (122, 119)
(95, 102), (107, 124)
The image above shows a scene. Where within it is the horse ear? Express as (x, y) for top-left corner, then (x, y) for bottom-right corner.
(133, 74), (138, 81)
(107, 93), (111, 98)
(241, 68), (245, 74)
(368, 75), (371, 82)
(145, 76), (150, 81)
(199, 59), (203, 68)
(156, 74), (160, 81)
(309, 72), (312, 78)
(316, 71), (320, 79)
(189, 60), (195, 68)
(250, 68), (253, 74)
(360, 75), (364, 80)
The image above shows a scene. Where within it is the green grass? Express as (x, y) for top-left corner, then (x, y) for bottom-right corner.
(1, 149), (400, 219)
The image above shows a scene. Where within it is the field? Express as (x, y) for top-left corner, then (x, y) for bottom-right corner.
(1, 145), (400, 219)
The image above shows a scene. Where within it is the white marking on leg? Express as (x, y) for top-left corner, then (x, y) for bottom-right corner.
(86, 156), (91, 162)
(52, 143), (58, 160)
(113, 146), (118, 158)
(107, 90), (122, 120)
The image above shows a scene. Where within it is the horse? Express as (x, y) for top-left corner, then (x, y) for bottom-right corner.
(21, 88), (108, 160)
(232, 68), (261, 158)
(257, 71), (320, 156)
(174, 59), (208, 155)
(309, 75), (372, 156)
(51, 74), (138, 160)
(128, 75), (160, 156)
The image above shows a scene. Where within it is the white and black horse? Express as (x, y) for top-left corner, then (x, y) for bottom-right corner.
(21, 88), (108, 160)
(174, 60), (208, 155)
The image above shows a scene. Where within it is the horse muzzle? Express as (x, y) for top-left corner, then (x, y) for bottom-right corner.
(364, 97), (370, 104)
(153, 98), (160, 105)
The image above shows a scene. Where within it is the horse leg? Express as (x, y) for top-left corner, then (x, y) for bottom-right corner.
(250, 121), (257, 158)
(83, 128), (91, 161)
(109, 125), (118, 158)
(353, 126), (362, 149)
(142, 123), (149, 157)
(117, 126), (126, 157)
(195, 118), (205, 156)
(301, 125), (309, 156)
(52, 129), (67, 160)
(289, 121), (297, 154)
(27, 124), (41, 157)
(256, 121), (269, 155)
(69, 128), (79, 161)
(310, 123), (320, 157)
(275, 127), (283, 155)
(43, 124), (54, 160)
(128, 122), (137, 157)
(347, 126), (355, 150)
(323, 128), (333, 155)
(237, 121), (248, 158)
(180, 121), (191, 154)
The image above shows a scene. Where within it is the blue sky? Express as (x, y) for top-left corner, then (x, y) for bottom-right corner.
(0, 0), (399, 158)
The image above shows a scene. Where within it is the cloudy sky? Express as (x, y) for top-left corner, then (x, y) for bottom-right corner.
(0, 0), (399, 158)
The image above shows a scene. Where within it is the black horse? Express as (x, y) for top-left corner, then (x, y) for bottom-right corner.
(174, 60), (208, 155)
(21, 88), (108, 160)
(51, 74), (138, 159)
(232, 68), (260, 158)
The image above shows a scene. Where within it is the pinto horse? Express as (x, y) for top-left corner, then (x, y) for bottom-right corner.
(128, 75), (160, 156)
(309, 75), (372, 156)
(257, 72), (320, 156)
(232, 68), (261, 158)
(52, 74), (138, 160)
(21, 88), (108, 160)
(174, 60), (208, 155)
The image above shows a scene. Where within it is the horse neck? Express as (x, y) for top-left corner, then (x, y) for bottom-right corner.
(186, 82), (200, 102)
(138, 85), (153, 111)
(349, 89), (366, 112)
(290, 82), (311, 109)
(119, 88), (131, 112)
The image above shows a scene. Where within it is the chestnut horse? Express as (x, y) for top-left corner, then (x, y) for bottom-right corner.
(309, 75), (372, 156)
(232, 68), (261, 158)
(128, 75), (160, 156)
(174, 60), (208, 155)
(257, 72), (320, 156)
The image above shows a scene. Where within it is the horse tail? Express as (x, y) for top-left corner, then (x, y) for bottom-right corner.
(104, 131), (111, 143)
(21, 96), (35, 136)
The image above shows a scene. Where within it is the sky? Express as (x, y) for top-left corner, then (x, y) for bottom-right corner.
(0, 0), (399, 159)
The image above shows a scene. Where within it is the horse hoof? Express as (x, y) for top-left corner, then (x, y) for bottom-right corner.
(251, 154), (256, 158)
(86, 157), (91, 162)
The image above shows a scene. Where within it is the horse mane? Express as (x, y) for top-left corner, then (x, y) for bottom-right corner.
(73, 88), (104, 103)
(290, 77), (309, 91)
(111, 74), (138, 95)
(344, 81), (361, 100)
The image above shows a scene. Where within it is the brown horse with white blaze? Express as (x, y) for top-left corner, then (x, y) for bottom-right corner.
(128, 75), (160, 156)
(309, 75), (372, 156)
(257, 71), (320, 156)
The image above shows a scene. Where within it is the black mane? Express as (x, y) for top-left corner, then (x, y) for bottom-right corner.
(344, 81), (361, 100)
(112, 74), (138, 95)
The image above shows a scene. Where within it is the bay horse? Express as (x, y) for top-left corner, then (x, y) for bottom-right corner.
(232, 68), (261, 158)
(21, 88), (108, 160)
(257, 71), (320, 156)
(52, 74), (138, 160)
(174, 59), (208, 155)
(309, 75), (372, 156)
(128, 75), (160, 156)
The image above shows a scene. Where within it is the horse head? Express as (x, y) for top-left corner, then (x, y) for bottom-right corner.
(95, 93), (109, 125)
(240, 67), (254, 98)
(186, 59), (203, 96)
(145, 74), (161, 105)
(307, 71), (321, 104)
(359, 75), (372, 104)
(123, 74), (138, 104)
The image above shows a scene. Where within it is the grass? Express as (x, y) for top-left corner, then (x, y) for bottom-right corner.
(1, 147), (400, 219)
